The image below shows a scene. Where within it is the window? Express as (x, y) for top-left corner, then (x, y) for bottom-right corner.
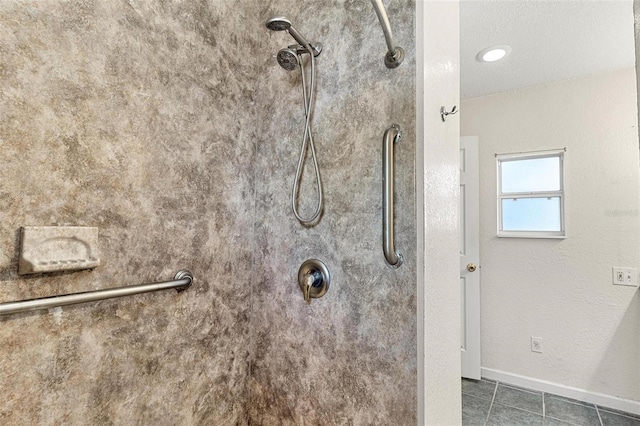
(497, 150), (565, 238)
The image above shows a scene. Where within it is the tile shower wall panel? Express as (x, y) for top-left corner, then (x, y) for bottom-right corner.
(250, 1), (417, 424)
(0, 1), (260, 424)
(0, 0), (418, 423)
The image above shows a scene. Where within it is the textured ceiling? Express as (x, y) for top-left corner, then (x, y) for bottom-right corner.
(461, 0), (636, 99)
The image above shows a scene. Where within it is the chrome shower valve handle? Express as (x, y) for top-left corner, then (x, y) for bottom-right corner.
(298, 259), (330, 304)
(303, 272), (314, 304)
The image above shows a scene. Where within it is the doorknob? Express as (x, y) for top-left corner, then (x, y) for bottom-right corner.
(467, 263), (477, 272)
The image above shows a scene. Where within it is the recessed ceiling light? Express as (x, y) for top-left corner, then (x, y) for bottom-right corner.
(476, 45), (511, 63)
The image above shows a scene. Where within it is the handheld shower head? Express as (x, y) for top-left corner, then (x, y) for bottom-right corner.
(265, 16), (292, 32)
(265, 15), (324, 225)
(277, 48), (300, 71)
(265, 16), (322, 57)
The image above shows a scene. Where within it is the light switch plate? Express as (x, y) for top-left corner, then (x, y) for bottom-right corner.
(612, 267), (637, 286)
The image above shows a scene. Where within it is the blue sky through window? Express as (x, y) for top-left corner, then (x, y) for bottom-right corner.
(501, 156), (560, 193)
(502, 197), (561, 231)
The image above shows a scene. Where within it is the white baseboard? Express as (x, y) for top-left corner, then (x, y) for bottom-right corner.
(481, 367), (640, 416)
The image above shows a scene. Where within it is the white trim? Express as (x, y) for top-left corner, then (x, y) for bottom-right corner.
(415, 1), (425, 424)
(417, 1), (461, 424)
(481, 367), (640, 416)
(496, 148), (566, 161)
(497, 232), (566, 239)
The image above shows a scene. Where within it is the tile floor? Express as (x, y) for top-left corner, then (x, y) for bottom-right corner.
(462, 378), (640, 426)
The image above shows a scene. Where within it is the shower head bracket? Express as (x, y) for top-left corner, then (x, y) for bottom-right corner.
(288, 43), (323, 57)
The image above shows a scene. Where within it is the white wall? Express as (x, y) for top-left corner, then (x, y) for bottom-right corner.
(461, 68), (640, 404)
(635, 0), (640, 130)
(417, 1), (461, 424)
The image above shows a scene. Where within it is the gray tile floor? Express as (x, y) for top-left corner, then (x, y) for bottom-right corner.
(462, 379), (640, 426)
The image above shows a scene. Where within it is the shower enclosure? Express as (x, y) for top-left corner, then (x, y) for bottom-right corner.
(252, 3), (416, 421)
(0, 0), (461, 424)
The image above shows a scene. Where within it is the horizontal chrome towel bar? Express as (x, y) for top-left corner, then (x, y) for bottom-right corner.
(382, 124), (403, 268)
(0, 270), (193, 316)
(370, 0), (405, 69)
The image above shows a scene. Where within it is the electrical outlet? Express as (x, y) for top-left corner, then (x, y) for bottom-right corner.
(531, 337), (543, 353)
(612, 267), (637, 286)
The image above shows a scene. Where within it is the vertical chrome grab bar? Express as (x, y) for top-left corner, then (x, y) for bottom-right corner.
(370, 0), (405, 69)
(383, 124), (403, 268)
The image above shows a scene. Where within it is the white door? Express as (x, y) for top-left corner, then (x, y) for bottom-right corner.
(460, 136), (481, 379)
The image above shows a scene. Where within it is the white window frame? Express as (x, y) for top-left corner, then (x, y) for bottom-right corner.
(496, 149), (565, 239)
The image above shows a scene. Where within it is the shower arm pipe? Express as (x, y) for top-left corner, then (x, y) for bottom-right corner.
(0, 270), (193, 316)
(382, 124), (403, 268)
(370, 0), (405, 69)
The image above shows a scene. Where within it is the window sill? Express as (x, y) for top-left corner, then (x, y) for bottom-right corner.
(497, 231), (566, 239)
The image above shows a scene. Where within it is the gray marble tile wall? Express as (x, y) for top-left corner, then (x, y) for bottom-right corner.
(250, 1), (416, 424)
(0, 1), (260, 424)
(0, 0), (416, 424)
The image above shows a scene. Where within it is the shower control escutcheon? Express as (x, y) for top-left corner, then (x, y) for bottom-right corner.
(298, 259), (330, 304)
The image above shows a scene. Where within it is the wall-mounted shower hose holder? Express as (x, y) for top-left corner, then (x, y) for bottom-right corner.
(298, 259), (330, 304)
